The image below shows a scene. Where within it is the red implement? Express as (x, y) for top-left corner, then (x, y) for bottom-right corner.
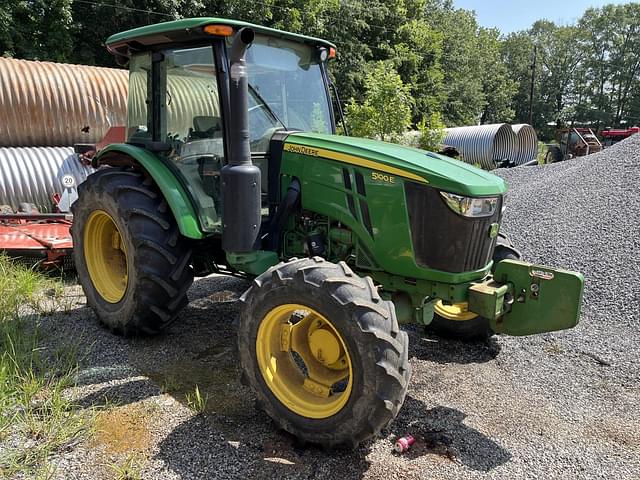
(601, 126), (639, 139)
(0, 214), (73, 269)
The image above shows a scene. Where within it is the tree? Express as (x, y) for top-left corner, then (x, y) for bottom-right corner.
(577, 3), (640, 128)
(0, 0), (74, 61)
(417, 112), (446, 151)
(345, 61), (412, 141)
(501, 31), (537, 124)
(530, 22), (586, 129)
(476, 27), (517, 124)
(393, 19), (444, 122)
(424, 1), (485, 126)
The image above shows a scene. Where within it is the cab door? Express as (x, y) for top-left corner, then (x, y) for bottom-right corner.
(126, 45), (226, 233)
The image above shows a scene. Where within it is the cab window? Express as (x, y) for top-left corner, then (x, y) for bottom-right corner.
(159, 45), (224, 232)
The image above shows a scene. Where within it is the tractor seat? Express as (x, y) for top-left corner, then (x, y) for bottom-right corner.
(190, 116), (221, 139)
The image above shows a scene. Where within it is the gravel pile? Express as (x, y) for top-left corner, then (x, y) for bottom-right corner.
(495, 133), (640, 377)
(36, 135), (640, 479)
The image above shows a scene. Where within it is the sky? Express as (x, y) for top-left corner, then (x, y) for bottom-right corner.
(453, 0), (631, 33)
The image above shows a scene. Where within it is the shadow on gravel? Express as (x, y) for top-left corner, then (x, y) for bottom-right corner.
(41, 274), (508, 478)
(391, 396), (511, 472)
(155, 413), (373, 479)
(408, 328), (502, 365)
(75, 378), (160, 409)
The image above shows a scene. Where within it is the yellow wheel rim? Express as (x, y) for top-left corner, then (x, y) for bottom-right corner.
(256, 304), (353, 419)
(434, 300), (478, 321)
(83, 210), (128, 303)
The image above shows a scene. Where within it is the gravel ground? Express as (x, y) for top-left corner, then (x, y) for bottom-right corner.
(36, 135), (640, 479)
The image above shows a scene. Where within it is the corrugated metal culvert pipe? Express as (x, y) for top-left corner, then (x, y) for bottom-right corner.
(512, 124), (538, 164)
(442, 123), (518, 170)
(128, 71), (221, 138)
(0, 57), (128, 147)
(0, 147), (93, 212)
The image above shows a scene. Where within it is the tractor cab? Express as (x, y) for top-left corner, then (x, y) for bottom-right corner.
(106, 19), (336, 232)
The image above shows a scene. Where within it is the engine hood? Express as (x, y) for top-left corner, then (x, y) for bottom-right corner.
(284, 132), (507, 197)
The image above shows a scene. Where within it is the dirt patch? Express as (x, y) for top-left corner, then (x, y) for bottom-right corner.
(588, 418), (640, 449)
(92, 402), (154, 454)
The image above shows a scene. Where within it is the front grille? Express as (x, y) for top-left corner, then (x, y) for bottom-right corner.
(405, 182), (502, 273)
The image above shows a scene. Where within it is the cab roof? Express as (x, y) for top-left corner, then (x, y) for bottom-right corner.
(106, 17), (336, 57)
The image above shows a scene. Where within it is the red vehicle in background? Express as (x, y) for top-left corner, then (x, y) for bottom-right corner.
(545, 127), (603, 163)
(600, 126), (640, 146)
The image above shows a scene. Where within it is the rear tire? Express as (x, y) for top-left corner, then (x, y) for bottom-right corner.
(71, 166), (194, 336)
(238, 257), (410, 448)
(545, 145), (563, 164)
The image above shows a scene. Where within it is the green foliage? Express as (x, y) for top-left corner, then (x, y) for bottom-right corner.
(503, 3), (640, 134)
(477, 27), (517, 124)
(345, 61), (412, 141)
(425, 3), (485, 126)
(417, 112), (446, 152)
(392, 18), (444, 121)
(0, 0), (74, 61)
(310, 103), (328, 133)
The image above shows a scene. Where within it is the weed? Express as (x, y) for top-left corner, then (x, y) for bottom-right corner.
(159, 374), (182, 394)
(108, 453), (146, 480)
(185, 385), (209, 413)
(544, 342), (564, 354)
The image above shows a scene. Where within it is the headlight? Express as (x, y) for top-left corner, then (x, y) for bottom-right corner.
(439, 192), (498, 218)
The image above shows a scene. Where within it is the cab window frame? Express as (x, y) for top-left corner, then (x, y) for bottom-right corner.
(126, 40), (229, 234)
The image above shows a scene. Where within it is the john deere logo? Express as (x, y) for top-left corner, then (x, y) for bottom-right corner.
(530, 269), (554, 280)
(488, 223), (499, 238)
(284, 144), (319, 157)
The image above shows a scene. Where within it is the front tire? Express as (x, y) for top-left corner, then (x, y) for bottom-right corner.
(238, 257), (410, 448)
(427, 236), (520, 341)
(428, 304), (493, 341)
(71, 167), (194, 335)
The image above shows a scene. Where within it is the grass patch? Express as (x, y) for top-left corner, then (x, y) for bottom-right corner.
(0, 255), (91, 478)
(108, 452), (146, 480)
(537, 141), (549, 165)
(185, 385), (208, 413)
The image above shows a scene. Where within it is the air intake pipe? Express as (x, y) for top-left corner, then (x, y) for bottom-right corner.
(221, 27), (261, 253)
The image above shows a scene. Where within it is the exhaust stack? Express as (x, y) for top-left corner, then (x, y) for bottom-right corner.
(221, 27), (261, 253)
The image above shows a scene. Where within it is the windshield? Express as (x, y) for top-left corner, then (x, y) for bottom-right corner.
(242, 34), (333, 151)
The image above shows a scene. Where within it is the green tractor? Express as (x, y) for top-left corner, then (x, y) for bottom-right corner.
(72, 18), (584, 447)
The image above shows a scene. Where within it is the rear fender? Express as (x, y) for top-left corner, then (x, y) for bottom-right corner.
(94, 144), (204, 239)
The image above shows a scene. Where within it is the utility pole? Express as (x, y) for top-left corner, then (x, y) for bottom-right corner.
(528, 44), (537, 125)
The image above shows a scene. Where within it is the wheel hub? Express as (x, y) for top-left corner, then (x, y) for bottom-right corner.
(308, 327), (342, 366)
(256, 304), (352, 419)
(434, 300), (478, 321)
(83, 210), (128, 303)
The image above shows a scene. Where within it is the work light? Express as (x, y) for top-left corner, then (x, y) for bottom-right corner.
(439, 191), (498, 218)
